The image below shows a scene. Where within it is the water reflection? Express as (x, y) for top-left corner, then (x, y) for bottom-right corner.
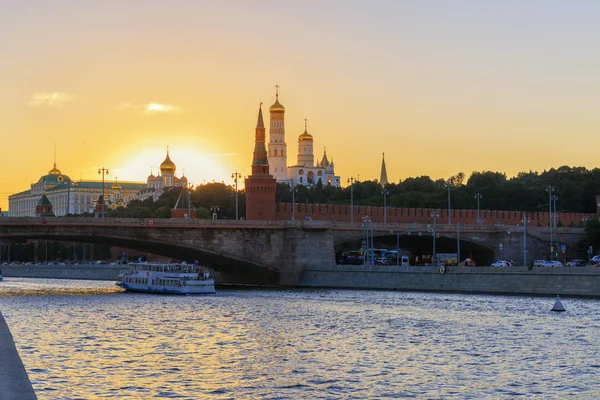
(1, 279), (599, 399)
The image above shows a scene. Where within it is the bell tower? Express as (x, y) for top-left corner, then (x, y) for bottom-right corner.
(245, 103), (277, 220)
(268, 85), (288, 181)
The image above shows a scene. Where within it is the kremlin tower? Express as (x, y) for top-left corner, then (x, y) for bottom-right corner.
(245, 103), (277, 220)
(268, 85), (288, 181)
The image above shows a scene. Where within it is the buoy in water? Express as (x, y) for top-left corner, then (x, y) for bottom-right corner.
(551, 295), (566, 312)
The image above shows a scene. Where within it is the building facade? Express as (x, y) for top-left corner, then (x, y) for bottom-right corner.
(267, 87), (340, 188)
(8, 151), (187, 217)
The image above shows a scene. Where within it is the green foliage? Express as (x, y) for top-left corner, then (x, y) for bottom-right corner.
(105, 165), (600, 220)
(584, 217), (600, 250)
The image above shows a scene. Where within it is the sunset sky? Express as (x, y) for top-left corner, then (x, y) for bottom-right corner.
(2, 1), (600, 211)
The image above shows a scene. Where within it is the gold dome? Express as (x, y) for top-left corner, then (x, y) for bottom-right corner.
(160, 151), (176, 172)
(48, 162), (61, 175)
(299, 129), (313, 142)
(269, 98), (285, 113)
(269, 86), (285, 113)
(112, 183), (122, 190)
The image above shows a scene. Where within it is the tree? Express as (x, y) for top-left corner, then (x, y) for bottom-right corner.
(585, 217), (600, 251)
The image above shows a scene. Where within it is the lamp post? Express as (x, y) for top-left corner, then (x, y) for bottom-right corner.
(522, 213), (530, 267)
(347, 176), (355, 223)
(431, 211), (440, 264)
(551, 194), (558, 231)
(231, 172), (241, 220)
(98, 167), (109, 219)
(393, 231), (412, 266)
(362, 216), (373, 265)
(546, 185), (554, 260)
(187, 184), (192, 220)
(445, 181), (452, 224)
(210, 205), (220, 220)
(474, 193), (483, 225)
(291, 180), (298, 220)
(381, 187), (389, 224)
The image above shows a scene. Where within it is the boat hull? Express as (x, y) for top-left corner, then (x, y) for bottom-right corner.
(116, 281), (215, 295)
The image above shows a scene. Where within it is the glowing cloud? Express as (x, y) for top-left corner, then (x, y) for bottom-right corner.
(28, 92), (76, 108)
(118, 102), (181, 115)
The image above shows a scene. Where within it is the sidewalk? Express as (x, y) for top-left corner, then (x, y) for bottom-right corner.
(0, 311), (38, 400)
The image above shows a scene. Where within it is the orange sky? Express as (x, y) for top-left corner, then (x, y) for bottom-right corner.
(2, 1), (600, 211)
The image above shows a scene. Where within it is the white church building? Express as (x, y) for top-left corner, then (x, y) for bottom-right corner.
(267, 87), (340, 187)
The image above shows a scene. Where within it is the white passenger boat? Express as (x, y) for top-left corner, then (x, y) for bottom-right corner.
(116, 262), (215, 295)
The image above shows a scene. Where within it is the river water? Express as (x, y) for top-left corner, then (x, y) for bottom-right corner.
(1, 278), (599, 399)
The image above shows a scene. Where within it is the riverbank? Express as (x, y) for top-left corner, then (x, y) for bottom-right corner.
(3, 263), (600, 297)
(300, 264), (600, 297)
(0, 311), (38, 400)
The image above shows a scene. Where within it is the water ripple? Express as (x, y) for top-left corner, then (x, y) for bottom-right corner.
(1, 279), (600, 399)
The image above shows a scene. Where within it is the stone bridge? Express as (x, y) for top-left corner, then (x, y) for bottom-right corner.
(0, 217), (587, 285)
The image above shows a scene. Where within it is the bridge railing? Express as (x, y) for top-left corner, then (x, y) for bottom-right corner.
(0, 217), (585, 236)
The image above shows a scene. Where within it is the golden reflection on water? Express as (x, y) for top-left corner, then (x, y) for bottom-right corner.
(1, 281), (600, 399)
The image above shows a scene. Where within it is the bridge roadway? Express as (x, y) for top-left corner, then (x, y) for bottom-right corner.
(0, 217), (586, 286)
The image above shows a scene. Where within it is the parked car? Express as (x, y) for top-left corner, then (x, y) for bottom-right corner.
(533, 260), (546, 267)
(491, 260), (511, 267)
(542, 261), (563, 267)
(567, 259), (585, 267)
(591, 255), (600, 265)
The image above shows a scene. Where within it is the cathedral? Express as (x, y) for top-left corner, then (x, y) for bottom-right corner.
(267, 87), (340, 187)
(137, 150), (189, 202)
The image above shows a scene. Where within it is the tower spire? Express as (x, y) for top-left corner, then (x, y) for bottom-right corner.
(252, 103), (269, 171)
(380, 152), (388, 187)
(246, 101), (277, 220)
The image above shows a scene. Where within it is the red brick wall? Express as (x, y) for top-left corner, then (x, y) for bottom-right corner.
(245, 177), (277, 221)
(275, 202), (595, 226)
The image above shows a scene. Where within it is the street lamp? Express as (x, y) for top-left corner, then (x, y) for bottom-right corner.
(546, 185), (554, 260)
(291, 180), (298, 220)
(474, 193), (483, 225)
(210, 205), (220, 220)
(551, 194), (558, 231)
(445, 181), (452, 224)
(98, 167), (109, 219)
(431, 211), (440, 264)
(522, 213), (530, 267)
(231, 171), (241, 220)
(381, 187), (389, 224)
(393, 231), (412, 266)
(347, 176), (355, 223)
(362, 216), (373, 265)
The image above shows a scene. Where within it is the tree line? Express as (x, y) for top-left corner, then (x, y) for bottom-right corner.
(89, 166), (600, 248)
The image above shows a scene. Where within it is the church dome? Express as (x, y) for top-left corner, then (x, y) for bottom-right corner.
(269, 87), (285, 113)
(269, 98), (285, 113)
(299, 129), (313, 141)
(147, 172), (155, 181)
(112, 183), (122, 190)
(160, 152), (176, 172)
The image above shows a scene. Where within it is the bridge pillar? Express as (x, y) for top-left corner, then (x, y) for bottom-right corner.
(277, 227), (336, 285)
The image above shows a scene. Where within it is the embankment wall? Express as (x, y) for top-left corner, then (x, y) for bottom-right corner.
(0, 312), (38, 400)
(299, 265), (600, 297)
